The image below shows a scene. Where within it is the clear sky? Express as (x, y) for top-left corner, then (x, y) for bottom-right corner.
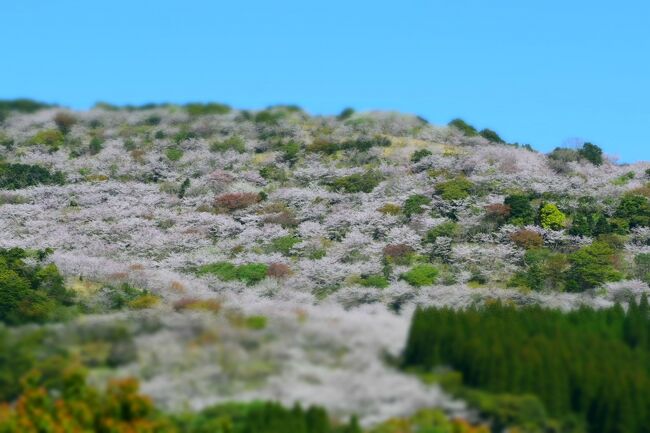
(2, 0), (649, 162)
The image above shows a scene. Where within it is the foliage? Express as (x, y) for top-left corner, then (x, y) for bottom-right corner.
(410, 149), (432, 163)
(504, 194), (535, 226)
(198, 262), (269, 285)
(403, 300), (650, 433)
(210, 136), (246, 153)
(537, 203), (567, 230)
(435, 177), (472, 201)
(359, 274), (389, 289)
(424, 222), (457, 244)
(53, 112), (77, 134)
(215, 192), (261, 210)
(401, 264), (439, 287)
(268, 235), (301, 256)
(478, 128), (504, 143)
(578, 142), (603, 166)
(0, 248), (74, 325)
(330, 171), (382, 193)
(0, 99), (52, 122)
(634, 253), (650, 284)
(402, 194), (431, 218)
(165, 147), (184, 161)
(509, 229), (544, 249)
(337, 107), (355, 120)
(565, 241), (622, 291)
(383, 244), (415, 266)
(615, 194), (650, 228)
(89, 136), (104, 155)
(508, 248), (568, 291)
(0, 162), (65, 190)
(29, 129), (65, 149)
(185, 102), (231, 116)
(448, 119), (477, 136)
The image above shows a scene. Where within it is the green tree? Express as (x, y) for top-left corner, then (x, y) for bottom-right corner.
(615, 194), (650, 228)
(538, 203), (567, 230)
(578, 142), (603, 166)
(565, 241), (622, 291)
(448, 118), (478, 136)
(504, 194), (535, 226)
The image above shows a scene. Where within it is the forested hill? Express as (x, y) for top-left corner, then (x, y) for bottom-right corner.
(1, 99), (650, 432)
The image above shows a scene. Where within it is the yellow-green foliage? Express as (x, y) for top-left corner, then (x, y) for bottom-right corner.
(30, 129), (65, 149)
(128, 293), (160, 309)
(538, 203), (567, 230)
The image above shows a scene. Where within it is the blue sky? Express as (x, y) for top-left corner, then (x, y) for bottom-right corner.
(2, 0), (649, 162)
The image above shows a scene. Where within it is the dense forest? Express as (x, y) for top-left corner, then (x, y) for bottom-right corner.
(403, 300), (650, 433)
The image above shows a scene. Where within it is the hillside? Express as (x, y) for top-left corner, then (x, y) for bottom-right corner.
(1, 100), (650, 432)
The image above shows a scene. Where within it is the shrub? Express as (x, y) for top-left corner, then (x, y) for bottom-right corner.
(245, 315), (267, 330)
(479, 128), (504, 143)
(173, 129), (197, 144)
(330, 171), (381, 193)
(197, 262), (239, 281)
(383, 244), (415, 265)
(538, 203), (567, 230)
(178, 178), (190, 198)
(411, 149), (432, 163)
(612, 171), (635, 186)
(504, 194), (535, 225)
(578, 142), (603, 166)
(215, 192), (261, 210)
(127, 294), (159, 309)
(173, 297), (222, 313)
(344, 136), (391, 152)
(307, 139), (340, 154)
(165, 147), (184, 161)
(435, 176), (473, 200)
(185, 102), (231, 116)
(425, 222), (458, 243)
(359, 274), (389, 289)
(448, 118), (478, 136)
(0, 162), (65, 190)
(484, 203), (511, 224)
(210, 136), (246, 153)
(402, 264), (439, 287)
(269, 235), (301, 256)
(402, 194), (431, 217)
(281, 140), (301, 164)
(89, 137), (103, 155)
(53, 112), (76, 134)
(259, 164), (287, 182)
(548, 147), (580, 163)
(197, 262), (269, 285)
(30, 129), (65, 149)
(510, 229), (543, 249)
(378, 203), (402, 215)
(237, 263), (269, 285)
(267, 262), (291, 278)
